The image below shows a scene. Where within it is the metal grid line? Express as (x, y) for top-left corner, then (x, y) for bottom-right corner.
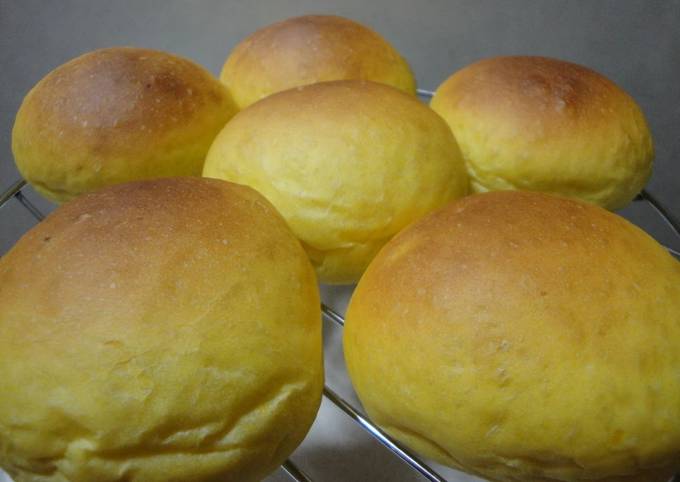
(281, 460), (313, 482)
(322, 384), (447, 482)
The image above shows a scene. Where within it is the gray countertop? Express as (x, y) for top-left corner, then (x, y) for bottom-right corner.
(1, 1), (678, 481)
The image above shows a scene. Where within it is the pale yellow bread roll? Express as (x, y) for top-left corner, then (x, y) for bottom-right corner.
(220, 15), (416, 109)
(430, 56), (654, 210)
(12, 47), (237, 203)
(0, 177), (322, 482)
(344, 191), (680, 482)
(203, 80), (469, 284)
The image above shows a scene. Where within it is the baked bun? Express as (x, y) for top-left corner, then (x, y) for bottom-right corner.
(0, 177), (322, 482)
(344, 191), (680, 482)
(430, 56), (654, 210)
(12, 47), (237, 203)
(220, 15), (416, 109)
(203, 80), (469, 284)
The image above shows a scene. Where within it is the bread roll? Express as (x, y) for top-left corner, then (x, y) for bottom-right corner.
(344, 191), (680, 482)
(430, 56), (654, 210)
(12, 47), (237, 203)
(203, 80), (469, 284)
(220, 15), (416, 109)
(0, 177), (322, 482)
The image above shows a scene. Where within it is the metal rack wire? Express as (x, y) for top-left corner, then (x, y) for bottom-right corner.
(1, 89), (679, 482)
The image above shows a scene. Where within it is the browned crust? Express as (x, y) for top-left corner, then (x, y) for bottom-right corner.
(220, 15), (416, 107)
(12, 47), (236, 202)
(16, 47), (230, 150)
(433, 56), (641, 133)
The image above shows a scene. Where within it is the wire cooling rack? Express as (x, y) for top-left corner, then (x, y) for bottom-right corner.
(1, 90), (679, 482)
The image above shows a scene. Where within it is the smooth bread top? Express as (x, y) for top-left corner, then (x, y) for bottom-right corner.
(345, 191), (680, 481)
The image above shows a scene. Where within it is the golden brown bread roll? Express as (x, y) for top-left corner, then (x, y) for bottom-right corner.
(12, 47), (237, 203)
(203, 80), (469, 284)
(430, 56), (654, 210)
(344, 191), (680, 482)
(220, 15), (416, 109)
(0, 177), (322, 482)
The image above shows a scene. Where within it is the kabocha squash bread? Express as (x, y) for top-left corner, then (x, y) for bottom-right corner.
(220, 14), (416, 109)
(345, 191), (680, 482)
(431, 56), (654, 210)
(12, 47), (236, 203)
(0, 177), (323, 482)
(203, 80), (469, 284)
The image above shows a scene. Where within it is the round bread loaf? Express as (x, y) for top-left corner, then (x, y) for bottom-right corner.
(203, 80), (469, 284)
(344, 191), (680, 482)
(0, 177), (322, 482)
(430, 56), (654, 210)
(220, 15), (416, 109)
(12, 47), (237, 203)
